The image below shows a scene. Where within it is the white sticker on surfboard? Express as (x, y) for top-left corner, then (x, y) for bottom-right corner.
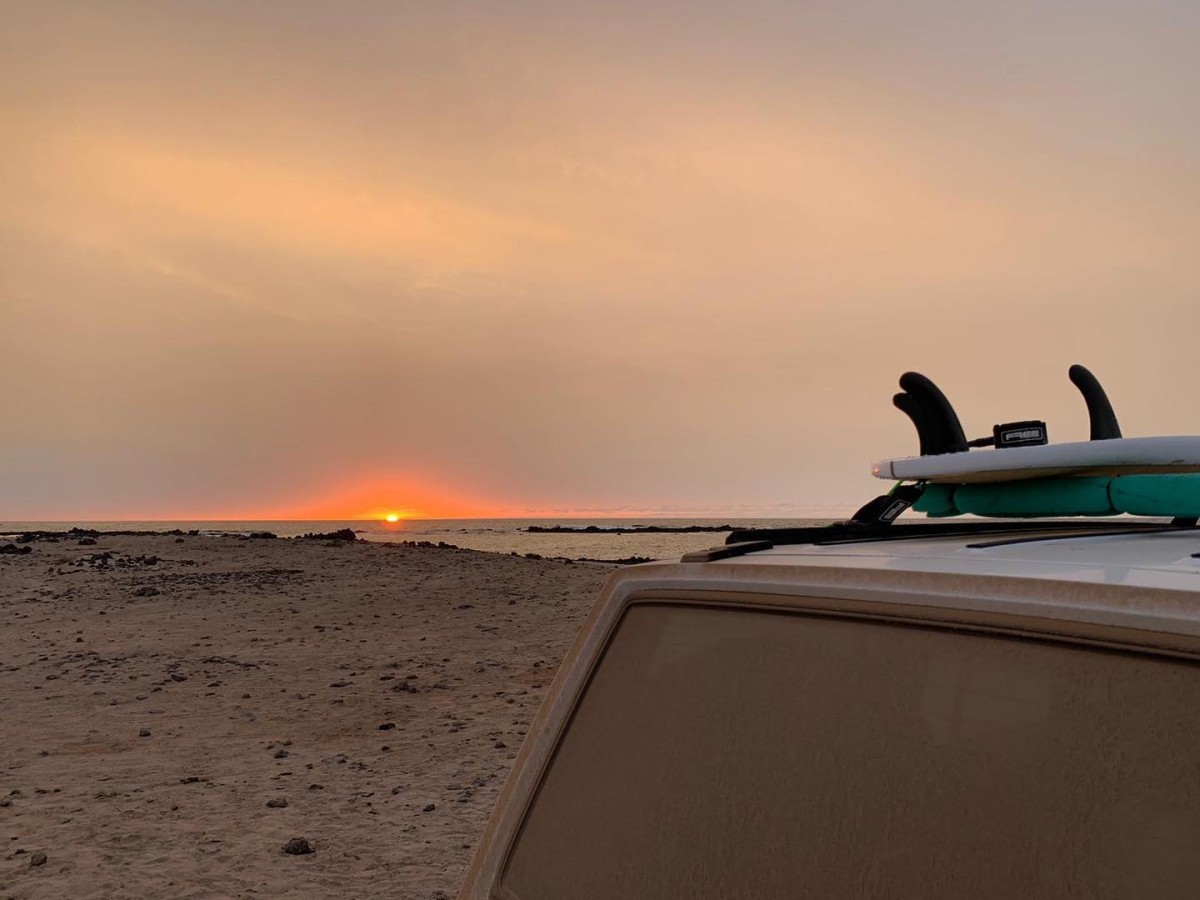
(873, 435), (1200, 484)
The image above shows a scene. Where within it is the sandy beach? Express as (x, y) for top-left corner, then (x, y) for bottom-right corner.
(0, 533), (614, 899)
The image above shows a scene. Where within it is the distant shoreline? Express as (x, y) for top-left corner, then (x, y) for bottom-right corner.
(2, 519), (834, 564)
(1, 528), (657, 565)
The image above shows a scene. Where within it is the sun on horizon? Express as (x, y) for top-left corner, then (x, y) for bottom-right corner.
(384, 513), (400, 523)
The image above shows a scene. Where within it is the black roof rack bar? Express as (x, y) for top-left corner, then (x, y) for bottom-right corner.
(726, 519), (1181, 549)
(848, 484), (925, 527)
(681, 540), (774, 562)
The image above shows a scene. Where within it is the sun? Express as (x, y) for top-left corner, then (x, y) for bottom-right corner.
(384, 513), (400, 523)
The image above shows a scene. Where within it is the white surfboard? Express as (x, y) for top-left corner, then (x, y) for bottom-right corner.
(873, 435), (1200, 484)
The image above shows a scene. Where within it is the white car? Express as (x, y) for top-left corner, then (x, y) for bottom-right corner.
(461, 366), (1200, 899)
(460, 519), (1200, 899)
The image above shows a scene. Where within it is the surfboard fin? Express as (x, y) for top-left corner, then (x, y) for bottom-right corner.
(892, 392), (932, 456)
(895, 372), (968, 456)
(1068, 364), (1122, 441)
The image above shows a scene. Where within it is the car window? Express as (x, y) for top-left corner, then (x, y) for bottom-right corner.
(502, 602), (1200, 900)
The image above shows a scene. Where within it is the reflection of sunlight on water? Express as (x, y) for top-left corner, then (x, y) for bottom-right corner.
(1, 518), (833, 561)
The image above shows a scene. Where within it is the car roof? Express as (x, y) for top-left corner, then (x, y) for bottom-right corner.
(591, 524), (1200, 644)
(721, 529), (1200, 593)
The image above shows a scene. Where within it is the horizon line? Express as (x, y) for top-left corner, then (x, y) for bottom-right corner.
(4, 512), (850, 524)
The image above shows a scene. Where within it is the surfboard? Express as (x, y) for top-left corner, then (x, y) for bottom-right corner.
(873, 435), (1200, 484)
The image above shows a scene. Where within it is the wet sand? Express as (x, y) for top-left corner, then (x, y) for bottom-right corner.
(0, 534), (614, 898)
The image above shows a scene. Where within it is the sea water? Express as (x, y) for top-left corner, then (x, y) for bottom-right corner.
(1, 518), (834, 561)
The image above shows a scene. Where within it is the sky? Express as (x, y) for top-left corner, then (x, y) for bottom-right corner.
(3, 0), (1199, 520)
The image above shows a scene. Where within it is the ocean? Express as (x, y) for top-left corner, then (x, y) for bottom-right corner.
(1, 518), (834, 562)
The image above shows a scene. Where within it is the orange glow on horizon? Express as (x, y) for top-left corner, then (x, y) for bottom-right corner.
(14, 469), (779, 521)
(239, 473), (516, 521)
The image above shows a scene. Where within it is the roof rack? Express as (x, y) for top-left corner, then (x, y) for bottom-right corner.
(682, 363), (1200, 561)
(723, 518), (1193, 553)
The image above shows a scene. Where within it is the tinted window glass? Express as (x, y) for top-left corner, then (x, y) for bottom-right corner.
(504, 603), (1200, 900)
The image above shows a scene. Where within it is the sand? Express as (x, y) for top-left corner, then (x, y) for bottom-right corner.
(0, 534), (614, 899)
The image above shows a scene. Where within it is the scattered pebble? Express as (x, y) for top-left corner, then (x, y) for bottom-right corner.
(266, 798), (288, 809)
(282, 837), (314, 855)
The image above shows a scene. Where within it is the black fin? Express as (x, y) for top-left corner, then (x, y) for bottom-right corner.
(1068, 364), (1122, 440)
(893, 392), (931, 456)
(897, 372), (968, 455)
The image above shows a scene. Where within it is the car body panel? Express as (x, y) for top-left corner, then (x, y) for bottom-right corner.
(460, 531), (1200, 899)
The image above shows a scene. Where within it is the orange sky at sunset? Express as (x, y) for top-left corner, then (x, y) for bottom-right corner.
(4, 1), (1199, 521)
(249, 474), (518, 522)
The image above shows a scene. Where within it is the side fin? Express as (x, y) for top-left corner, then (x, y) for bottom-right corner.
(1068, 364), (1122, 440)
(897, 372), (968, 455)
(892, 392), (931, 456)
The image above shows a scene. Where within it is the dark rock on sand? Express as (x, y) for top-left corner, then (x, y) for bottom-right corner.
(574, 555), (654, 565)
(282, 837), (314, 855)
(133, 586), (160, 597)
(266, 797), (288, 808)
(0, 543), (32, 555)
(300, 528), (357, 542)
(31, 851), (48, 867)
(396, 540), (461, 550)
